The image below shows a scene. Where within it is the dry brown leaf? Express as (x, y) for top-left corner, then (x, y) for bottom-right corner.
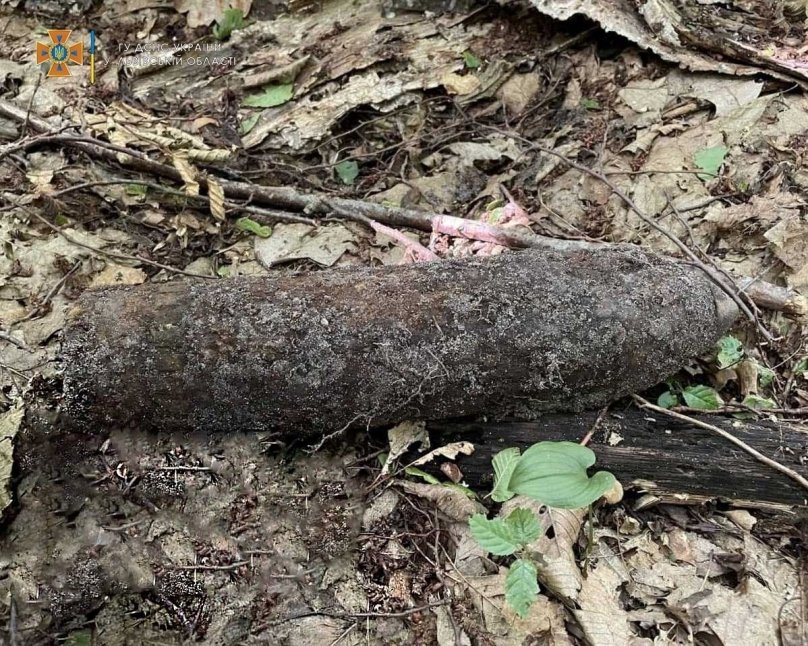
(207, 177), (226, 221)
(396, 480), (484, 521)
(187, 148), (232, 162)
(765, 214), (808, 289)
(502, 497), (584, 603)
(191, 116), (219, 131)
(441, 72), (481, 96)
(409, 441), (475, 467)
(723, 509), (757, 532)
(91, 264), (148, 287)
(574, 562), (632, 646)
(0, 406), (24, 515)
(254, 223), (358, 268)
(172, 154), (200, 197)
(497, 72), (541, 115)
(382, 421), (429, 475)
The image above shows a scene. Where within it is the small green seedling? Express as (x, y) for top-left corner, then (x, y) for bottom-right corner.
(469, 441), (616, 617)
(213, 8), (245, 40)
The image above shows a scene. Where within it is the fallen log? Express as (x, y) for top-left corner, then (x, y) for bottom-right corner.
(61, 246), (737, 436)
(428, 410), (808, 508)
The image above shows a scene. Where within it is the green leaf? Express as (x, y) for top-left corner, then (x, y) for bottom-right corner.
(716, 335), (743, 369)
(242, 83), (294, 108)
(235, 217), (272, 238)
(490, 447), (520, 502)
(334, 160), (359, 185)
(443, 482), (477, 499)
(126, 183), (147, 196)
(504, 508), (541, 546)
(240, 113), (260, 135)
(657, 390), (679, 409)
(505, 559), (539, 618)
(694, 145), (728, 180)
(487, 206), (504, 224)
(404, 466), (441, 485)
(66, 631), (93, 646)
(213, 8), (245, 40)
(580, 98), (600, 110)
(682, 384), (723, 410)
(507, 442), (616, 509)
(757, 363), (775, 388)
(742, 394), (776, 410)
(794, 357), (808, 379)
(468, 514), (520, 555)
(462, 50), (481, 69)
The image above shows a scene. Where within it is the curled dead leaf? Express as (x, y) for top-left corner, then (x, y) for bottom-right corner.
(207, 177), (226, 221)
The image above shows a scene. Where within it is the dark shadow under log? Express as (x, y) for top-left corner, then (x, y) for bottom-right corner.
(428, 410), (808, 508)
(62, 247), (736, 436)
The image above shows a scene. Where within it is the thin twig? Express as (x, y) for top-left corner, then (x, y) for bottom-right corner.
(633, 395), (808, 491)
(15, 260), (83, 325)
(0, 330), (30, 352)
(156, 465), (211, 472)
(177, 561), (249, 571)
(580, 405), (609, 446)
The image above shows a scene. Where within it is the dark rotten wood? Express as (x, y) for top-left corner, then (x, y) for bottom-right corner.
(428, 410), (808, 507)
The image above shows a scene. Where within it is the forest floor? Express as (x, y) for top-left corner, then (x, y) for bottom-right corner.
(0, 0), (806, 644)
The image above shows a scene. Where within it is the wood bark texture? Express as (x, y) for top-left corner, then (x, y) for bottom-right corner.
(62, 247), (737, 436)
(428, 410), (808, 507)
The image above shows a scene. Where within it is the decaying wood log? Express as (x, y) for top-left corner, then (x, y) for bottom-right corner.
(428, 410), (808, 508)
(62, 246), (737, 436)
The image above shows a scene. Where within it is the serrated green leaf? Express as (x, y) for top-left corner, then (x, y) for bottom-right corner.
(462, 50), (481, 69)
(504, 508), (541, 546)
(580, 98), (600, 110)
(213, 8), (245, 40)
(240, 113), (260, 135)
(716, 335), (743, 369)
(404, 466), (441, 485)
(242, 83), (294, 108)
(682, 384), (723, 410)
(657, 390), (678, 409)
(694, 145), (728, 180)
(235, 217), (272, 238)
(468, 514), (519, 555)
(505, 559), (539, 618)
(507, 442), (616, 509)
(742, 394), (776, 409)
(757, 363), (775, 387)
(334, 160), (359, 185)
(490, 447), (520, 502)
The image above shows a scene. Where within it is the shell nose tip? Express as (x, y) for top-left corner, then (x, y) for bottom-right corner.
(712, 284), (740, 331)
